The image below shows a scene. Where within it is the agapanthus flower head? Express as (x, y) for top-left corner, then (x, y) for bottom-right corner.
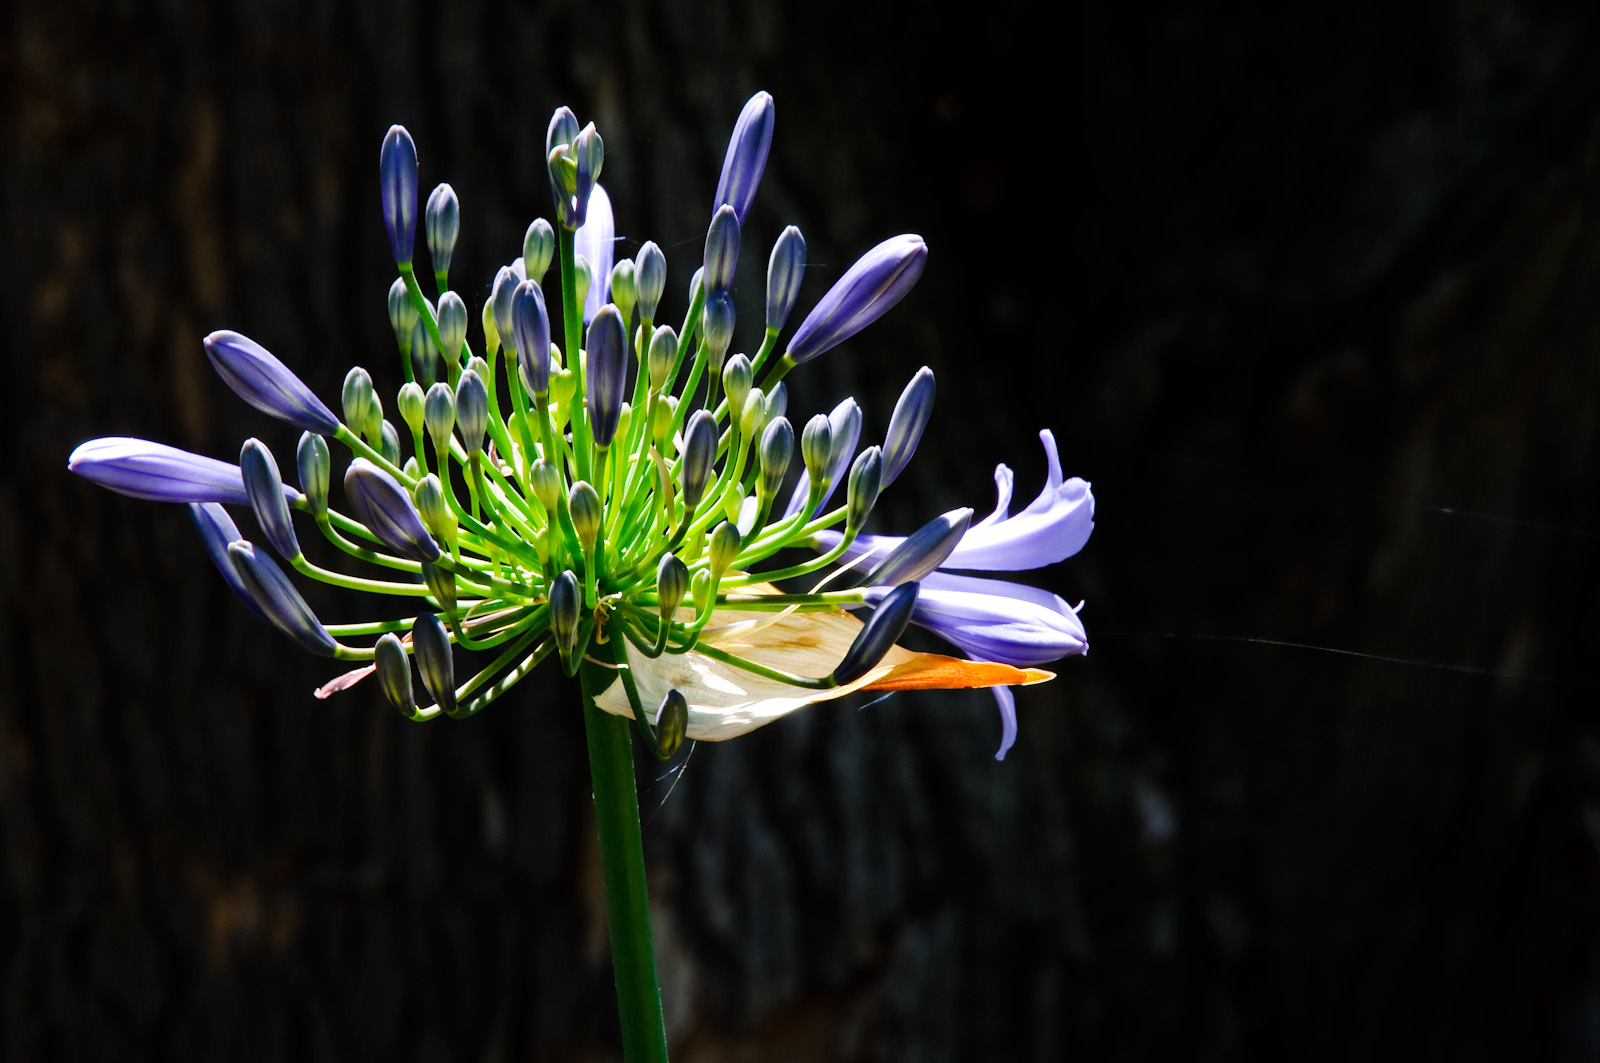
(68, 91), (1093, 758)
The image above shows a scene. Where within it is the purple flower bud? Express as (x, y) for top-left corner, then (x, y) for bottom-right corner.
(203, 330), (340, 436)
(881, 366), (935, 487)
(425, 182), (459, 278)
(514, 279), (551, 396)
(492, 265), (520, 353)
(454, 369), (488, 453)
(574, 184), (614, 325)
(833, 581), (918, 685)
(766, 225), (806, 332)
(379, 125), (418, 265)
(69, 437), (295, 506)
(635, 241), (667, 322)
(228, 540), (340, 657)
(703, 205), (741, 295)
(786, 235), (928, 365)
(656, 553), (689, 619)
(342, 366), (376, 438)
(524, 218), (556, 281)
(412, 612), (456, 714)
(374, 633), (415, 713)
(343, 457), (441, 563)
(702, 290), (736, 368)
(241, 438), (301, 560)
(680, 409), (718, 513)
(859, 508), (971, 587)
(713, 91), (774, 224)
(190, 502), (264, 618)
(586, 304), (627, 448)
(800, 413), (831, 484)
(767, 381), (787, 420)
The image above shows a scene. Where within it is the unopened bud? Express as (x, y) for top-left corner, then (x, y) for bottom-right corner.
(550, 570), (581, 658)
(800, 413), (831, 487)
(648, 326), (678, 390)
(568, 480), (602, 554)
(410, 315), (439, 385)
(680, 409), (717, 513)
(757, 416), (793, 504)
(530, 459), (562, 515)
(708, 521), (740, 586)
(653, 690), (688, 759)
(379, 420), (402, 466)
(702, 290), (735, 370)
(766, 225), (806, 332)
(342, 366), (377, 438)
(374, 632), (415, 714)
(722, 354), (752, 420)
(862, 508), (972, 587)
(296, 431), (330, 513)
(389, 278), (417, 348)
(610, 259), (636, 328)
(241, 438), (299, 560)
(635, 241), (667, 322)
(657, 553), (689, 621)
(846, 446), (883, 531)
(425, 183), (460, 279)
(412, 612), (456, 714)
(424, 382), (455, 459)
(436, 291), (468, 366)
(455, 369), (488, 453)
(524, 218), (556, 281)
(832, 582), (918, 685)
(397, 381), (426, 438)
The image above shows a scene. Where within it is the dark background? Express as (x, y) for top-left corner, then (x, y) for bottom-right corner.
(7, 0), (1600, 1059)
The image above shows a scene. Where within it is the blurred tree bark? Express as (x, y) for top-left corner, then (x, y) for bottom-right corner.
(6, 0), (1600, 1060)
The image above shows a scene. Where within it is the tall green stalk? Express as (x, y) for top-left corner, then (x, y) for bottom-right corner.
(579, 660), (670, 1063)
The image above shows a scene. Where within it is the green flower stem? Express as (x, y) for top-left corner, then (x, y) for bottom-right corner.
(691, 641), (837, 689)
(578, 652), (671, 1063)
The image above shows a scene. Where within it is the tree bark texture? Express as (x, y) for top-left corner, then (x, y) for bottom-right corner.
(6, 0), (1600, 1060)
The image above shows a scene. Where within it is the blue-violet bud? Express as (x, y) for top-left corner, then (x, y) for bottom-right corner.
(657, 553), (689, 620)
(702, 290), (735, 369)
(389, 277), (417, 348)
(801, 413), (831, 485)
(832, 581), (918, 685)
(425, 182), (460, 278)
(785, 235), (928, 365)
(190, 502), (264, 617)
(846, 445), (883, 531)
(410, 315), (439, 385)
(228, 540), (340, 657)
(343, 457), (441, 563)
(412, 612), (456, 714)
(585, 304), (627, 448)
(568, 480), (602, 554)
(240, 438), (300, 560)
(454, 368), (488, 452)
(861, 508), (973, 587)
(204, 330), (340, 436)
(379, 125), (418, 265)
(680, 410), (718, 514)
(491, 265), (520, 353)
(513, 279), (551, 396)
(766, 225), (806, 332)
(882, 366), (935, 487)
(342, 366), (377, 438)
(550, 570), (581, 657)
(713, 91), (775, 224)
(703, 205), (740, 294)
(758, 416), (793, 503)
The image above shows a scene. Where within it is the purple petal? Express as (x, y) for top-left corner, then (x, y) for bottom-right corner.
(864, 571), (1087, 668)
(575, 184), (614, 326)
(203, 330), (341, 436)
(70, 437), (298, 506)
(379, 125), (418, 265)
(990, 685), (1018, 761)
(190, 502), (265, 618)
(943, 431), (1093, 569)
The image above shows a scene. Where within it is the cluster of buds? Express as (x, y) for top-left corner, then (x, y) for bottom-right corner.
(69, 92), (1094, 759)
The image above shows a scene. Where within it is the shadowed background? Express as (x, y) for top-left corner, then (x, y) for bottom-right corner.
(6, 0), (1600, 1059)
